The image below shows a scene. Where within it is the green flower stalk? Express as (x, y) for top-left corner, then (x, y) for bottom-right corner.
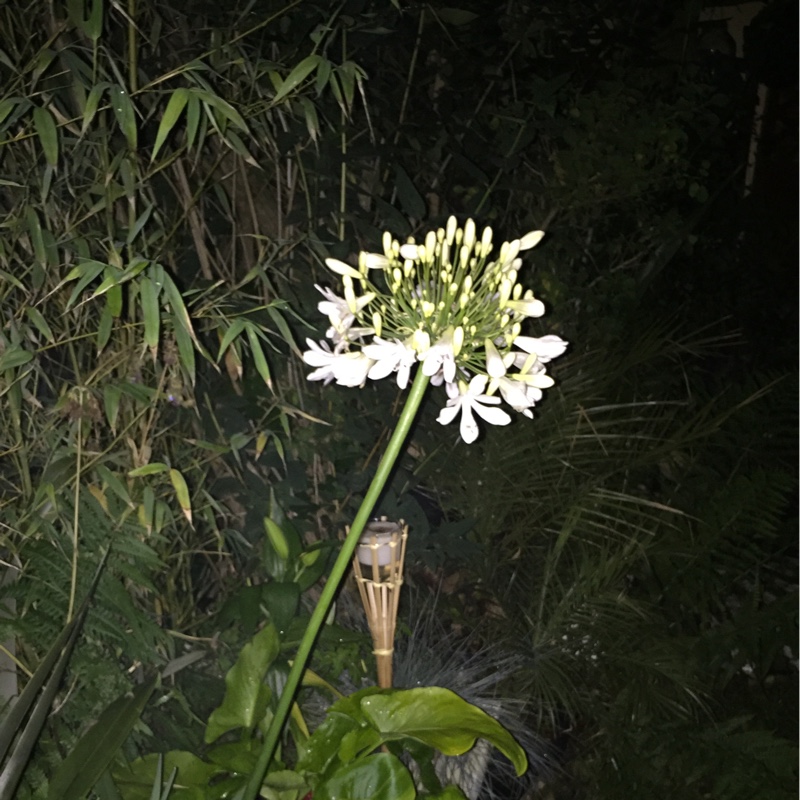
(245, 218), (566, 799)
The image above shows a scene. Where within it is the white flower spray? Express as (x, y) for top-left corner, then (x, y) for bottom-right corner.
(303, 216), (567, 442)
(248, 218), (567, 797)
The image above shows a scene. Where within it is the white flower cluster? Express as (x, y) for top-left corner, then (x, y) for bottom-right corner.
(303, 217), (568, 443)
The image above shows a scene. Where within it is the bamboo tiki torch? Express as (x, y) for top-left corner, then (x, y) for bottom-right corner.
(352, 518), (408, 688)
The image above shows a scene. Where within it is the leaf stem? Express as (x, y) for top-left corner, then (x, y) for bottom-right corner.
(244, 367), (430, 800)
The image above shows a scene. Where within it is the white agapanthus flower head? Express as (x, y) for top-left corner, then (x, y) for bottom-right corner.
(302, 217), (568, 442)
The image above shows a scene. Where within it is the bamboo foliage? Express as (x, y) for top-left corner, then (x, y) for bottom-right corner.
(0, 1), (368, 784)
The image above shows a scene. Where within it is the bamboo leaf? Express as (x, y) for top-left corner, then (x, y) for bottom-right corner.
(97, 303), (114, 351)
(168, 468), (192, 526)
(140, 276), (161, 354)
(33, 106), (58, 166)
(216, 318), (246, 361)
(128, 463), (170, 477)
(25, 307), (54, 343)
(185, 91), (200, 150)
(95, 464), (135, 509)
(150, 88), (189, 161)
(0, 348), (33, 372)
(273, 55), (322, 104)
(81, 82), (109, 136)
(110, 85), (137, 150)
(245, 323), (272, 389)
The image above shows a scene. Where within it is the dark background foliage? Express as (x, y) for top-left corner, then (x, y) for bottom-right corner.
(1, 0), (796, 797)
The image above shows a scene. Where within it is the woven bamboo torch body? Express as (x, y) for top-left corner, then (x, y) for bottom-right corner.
(352, 518), (408, 688)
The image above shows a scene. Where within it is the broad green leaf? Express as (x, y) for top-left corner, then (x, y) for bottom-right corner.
(436, 7), (479, 25)
(33, 106), (58, 166)
(273, 55), (322, 104)
(0, 347), (33, 371)
(361, 687), (527, 776)
(106, 283), (123, 318)
(128, 462), (170, 477)
(263, 517), (290, 561)
(204, 625), (280, 744)
(296, 710), (364, 775)
(110, 85), (137, 149)
(113, 751), (221, 800)
(151, 88), (189, 161)
(315, 753), (415, 800)
(47, 678), (157, 800)
(260, 581), (300, 635)
(25, 307), (54, 343)
(168, 468), (192, 526)
(140, 276), (161, 353)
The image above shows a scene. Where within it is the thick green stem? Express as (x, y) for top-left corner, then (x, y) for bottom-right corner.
(244, 368), (431, 800)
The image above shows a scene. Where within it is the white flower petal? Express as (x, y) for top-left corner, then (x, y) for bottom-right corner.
(514, 334), (568, 362)
(459, 405), (480, 443)
(325, 258), (362, 280)
(436, 404), (461, 426)
(472, 403), (512, 427)
(519, 230), (545, 250)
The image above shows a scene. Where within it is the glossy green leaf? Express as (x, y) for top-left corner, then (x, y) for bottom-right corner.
(113, 751), (221, 800)
(33, 106), (58, 166)
(110, 85), (137, 149)
(47, 678), (157, 800)
(151, 88), (189, 161)
(273, 55), (322, 104)
(260, 581), (300, 635)
(315, 753), (415, 800)
(361, 687), (527, 776)
(204, 625), (280, 744)
(263, 517), (290, 561)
